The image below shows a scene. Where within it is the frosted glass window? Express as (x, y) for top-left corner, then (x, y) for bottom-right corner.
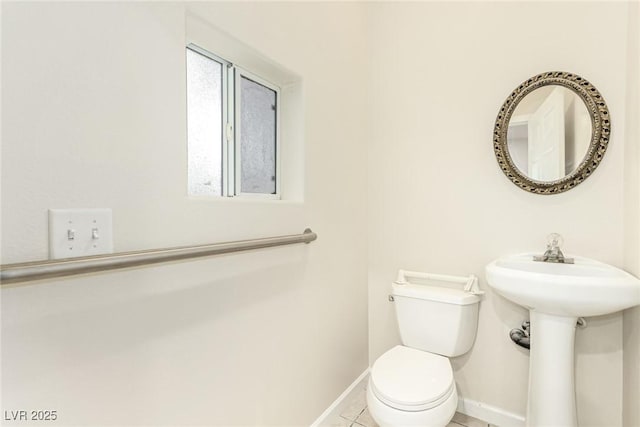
(239, 76), (277, 194)
(186, 48), (223, 196)
(185, 44), (281, 199)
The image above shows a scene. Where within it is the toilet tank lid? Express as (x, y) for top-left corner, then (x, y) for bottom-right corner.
(392, 282), (481, 305)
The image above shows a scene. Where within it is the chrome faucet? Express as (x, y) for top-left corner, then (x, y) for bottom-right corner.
(533, 233), (574, 264)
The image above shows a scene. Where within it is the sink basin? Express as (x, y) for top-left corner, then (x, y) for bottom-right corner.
(486, 253), (640, 317)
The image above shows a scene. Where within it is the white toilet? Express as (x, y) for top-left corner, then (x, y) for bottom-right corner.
(367, 270), (482, 427)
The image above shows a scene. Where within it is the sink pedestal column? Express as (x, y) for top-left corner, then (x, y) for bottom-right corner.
(527, 311), (578, 427)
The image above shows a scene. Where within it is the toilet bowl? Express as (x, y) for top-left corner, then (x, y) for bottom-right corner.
(366, 270), (482, 427)
(367, 345), (458, 427)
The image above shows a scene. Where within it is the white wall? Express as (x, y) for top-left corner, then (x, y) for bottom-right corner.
(1, 2), (368, 425)
(623, 1), (640, 425)
(367, 2), (629, 425)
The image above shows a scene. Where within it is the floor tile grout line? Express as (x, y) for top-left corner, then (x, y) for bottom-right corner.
(349, 410), (369, 427)
(339, 404), (366, 424)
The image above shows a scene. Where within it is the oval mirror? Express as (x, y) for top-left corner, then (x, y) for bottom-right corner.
(493, 71), (610, 194)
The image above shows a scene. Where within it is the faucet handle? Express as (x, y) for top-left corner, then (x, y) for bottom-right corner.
(546, 233), (564, 249)
(534, 233), (573, 263)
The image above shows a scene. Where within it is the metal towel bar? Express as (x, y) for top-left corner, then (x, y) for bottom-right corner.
(1, 228), (317, 285)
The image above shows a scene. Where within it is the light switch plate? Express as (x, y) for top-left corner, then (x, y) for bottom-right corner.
(48, 209), (113, 259)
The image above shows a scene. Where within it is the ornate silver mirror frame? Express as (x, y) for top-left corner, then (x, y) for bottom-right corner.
(493, 71), (610, 194)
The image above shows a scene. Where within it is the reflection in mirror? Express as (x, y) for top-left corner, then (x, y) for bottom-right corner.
(506, 86), (591, 182)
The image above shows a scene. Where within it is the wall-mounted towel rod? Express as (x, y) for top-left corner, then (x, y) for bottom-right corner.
(1, 228), (317, 286)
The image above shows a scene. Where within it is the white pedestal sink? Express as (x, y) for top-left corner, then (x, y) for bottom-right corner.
(486, 253), (640, 427)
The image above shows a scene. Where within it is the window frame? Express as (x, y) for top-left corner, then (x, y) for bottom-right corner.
(186, 43), (281, 200)
(233, 67), (281, 199)
(186, 44), (231, 197)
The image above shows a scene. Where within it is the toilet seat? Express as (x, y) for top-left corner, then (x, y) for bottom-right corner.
(370, 345), (454, 412)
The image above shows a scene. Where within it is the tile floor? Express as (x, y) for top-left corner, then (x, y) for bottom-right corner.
(333, 385), (492, 427)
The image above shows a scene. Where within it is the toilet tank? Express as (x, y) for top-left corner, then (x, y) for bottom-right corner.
(392, 279), (481, 357)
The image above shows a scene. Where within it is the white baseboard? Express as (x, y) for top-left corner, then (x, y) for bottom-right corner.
(457, 397), (525, 427)
(310, 369), (370, 427)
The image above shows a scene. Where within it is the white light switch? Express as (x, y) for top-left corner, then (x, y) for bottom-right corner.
(49, 209), (113, 259)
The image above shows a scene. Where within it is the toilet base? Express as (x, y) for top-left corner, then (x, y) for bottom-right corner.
(366, 378), (458, 427)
